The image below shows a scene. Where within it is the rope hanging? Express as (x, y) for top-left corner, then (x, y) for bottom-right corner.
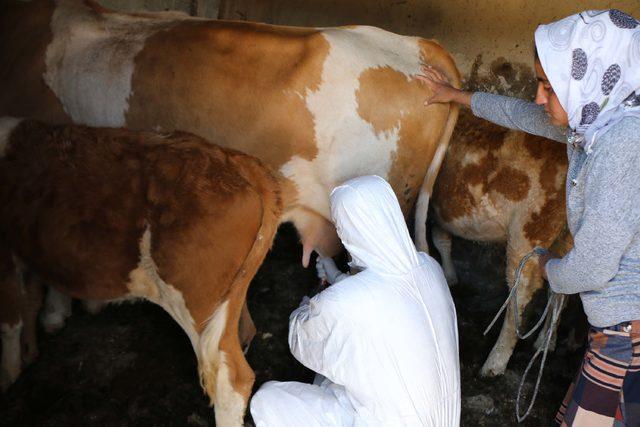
(483, 247), (565, 423)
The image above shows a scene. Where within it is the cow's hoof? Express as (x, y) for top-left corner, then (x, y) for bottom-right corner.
(21, 343), (38, 367)
(83, 300), (105, 315)
(0, 368), (15, 393)
(480, 360), (507, 377)
(41, 314), (66, 334)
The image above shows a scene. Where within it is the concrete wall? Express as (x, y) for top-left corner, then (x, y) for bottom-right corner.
(218, 1), (640, 96)
(99, 0), (220, 18)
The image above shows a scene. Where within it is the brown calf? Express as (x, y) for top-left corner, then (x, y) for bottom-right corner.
(431, 110), (571, 376)
(0, 118), (282, 426)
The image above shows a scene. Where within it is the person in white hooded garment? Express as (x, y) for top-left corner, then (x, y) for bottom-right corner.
(250, 175), (460, 427)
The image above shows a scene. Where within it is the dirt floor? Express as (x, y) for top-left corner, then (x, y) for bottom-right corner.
(0, 223), (586, 426)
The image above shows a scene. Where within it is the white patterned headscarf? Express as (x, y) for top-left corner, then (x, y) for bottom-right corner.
(535, 10), (640, 153)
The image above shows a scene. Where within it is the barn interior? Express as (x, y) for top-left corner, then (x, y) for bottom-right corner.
(1, 1), (639, 426)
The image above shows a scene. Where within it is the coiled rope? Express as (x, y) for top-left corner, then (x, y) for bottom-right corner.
(483, 247), (565, 423)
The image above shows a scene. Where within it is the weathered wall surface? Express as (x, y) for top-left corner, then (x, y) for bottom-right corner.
(218, 0), (640, 96)
(99, 0), (220, 18)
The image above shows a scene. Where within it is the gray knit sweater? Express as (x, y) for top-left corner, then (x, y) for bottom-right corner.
(471, 92), (640, 328)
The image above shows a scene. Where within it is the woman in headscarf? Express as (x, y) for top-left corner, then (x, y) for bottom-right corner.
(250, 175), (460, 426)
(419, 9), (640, 425)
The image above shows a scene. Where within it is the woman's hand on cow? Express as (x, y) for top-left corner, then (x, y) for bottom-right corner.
(415, 65), (472, 107)
(538, 251), (560, 281)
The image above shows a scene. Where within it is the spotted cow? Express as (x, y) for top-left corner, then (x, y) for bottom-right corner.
(431, 109), (572, 376)
(0, 0), (460, 263)
(0, 118), (282, 426)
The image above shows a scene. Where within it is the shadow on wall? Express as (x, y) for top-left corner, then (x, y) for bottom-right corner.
(465, 55), (537, 98)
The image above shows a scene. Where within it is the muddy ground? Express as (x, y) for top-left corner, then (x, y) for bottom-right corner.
(0, 223), (586, 426)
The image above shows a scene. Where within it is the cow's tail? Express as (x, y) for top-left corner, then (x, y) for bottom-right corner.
(414, 102), (458, 253)
(414, 44), (461, 253)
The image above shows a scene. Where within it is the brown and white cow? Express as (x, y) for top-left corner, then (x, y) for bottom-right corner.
(0, 0), (461, 262)
(0, 117), (282, 426)
(431, 109), (572, 376)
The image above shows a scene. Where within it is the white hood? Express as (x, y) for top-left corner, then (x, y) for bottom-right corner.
(330, 175), (421, 275)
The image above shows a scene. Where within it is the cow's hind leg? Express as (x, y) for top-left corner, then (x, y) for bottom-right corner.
(0, 251), (23, 392)
(481, 238), (541, 376)
(534, 306), (559, 352)
(41, 286), (72, 333)
(533, 283), (570, 352)
(20, 272), (44, 367)
(239, 302), (256, 354)
(83, 300), (106, 315)
(0, 322), (21, 392)
(199, 296), (255, 427)
(432, 225), (458, 285)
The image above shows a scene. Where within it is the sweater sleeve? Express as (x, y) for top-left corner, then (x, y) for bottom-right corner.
(545, 125), (640, 294)
(471, 92), (568, 143)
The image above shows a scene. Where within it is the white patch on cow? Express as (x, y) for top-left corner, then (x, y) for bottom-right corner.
(460, 150), (485, 167)
(214, 352), (247, 427)
(43, 1), (192, 127)
(280, 26), (423, 219)
(0, 321), (23, 391)
(198, 303), (246, 426)
(0, 117), (23, 158)
(126, 226), (199, 350)
(41, 287), (72, 333)
(448, 205), (507, 242)
(198, 300), (228, 398)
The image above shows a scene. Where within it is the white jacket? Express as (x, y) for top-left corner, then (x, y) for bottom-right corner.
(251, 176), (460, 426)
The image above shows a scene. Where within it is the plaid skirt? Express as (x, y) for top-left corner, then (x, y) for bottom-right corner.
(556, 320), (640, 426)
